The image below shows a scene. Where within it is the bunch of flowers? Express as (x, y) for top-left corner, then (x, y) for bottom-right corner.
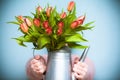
(9, 1), (94, 51)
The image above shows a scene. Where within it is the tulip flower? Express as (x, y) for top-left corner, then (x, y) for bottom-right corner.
(60, 12), (66, 19)
(76, 15), (85, 25)
(58, 21), (64, 29)
(70, 21), (78, 29)
(24, 18), (32, 27)
(17, 15), (24, 22)
(46, 7), (52, 17)
(37, 6), (42, 13)
(57, 28), (62, 35)
(67, 1), (75, 12)
(77, 20), (83, 25)
(20, 23), (28, 33)
(9, 1), (94, 51)
(33, 18), (40, 27)
(46, 27), (52, 35)
(43, 21), (49, 28)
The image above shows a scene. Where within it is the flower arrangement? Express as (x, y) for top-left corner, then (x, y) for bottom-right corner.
(9, 1), (94, 51)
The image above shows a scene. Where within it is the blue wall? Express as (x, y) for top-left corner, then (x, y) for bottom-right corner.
(0, 0), (120, 80)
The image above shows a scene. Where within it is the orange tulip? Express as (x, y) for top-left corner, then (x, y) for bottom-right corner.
(24, 18), (32, 26)
(20, 23), (28, 33)
(37, 6), (42, 13)
(70, 21), (78, 29)
(33, 18), (40, 27)
(46, 7), (52, 17)
(17, 15), (24, 22)
(60, 12), (66, 19)
(67, 1), (75, 12)
(77, 15), (85, 25)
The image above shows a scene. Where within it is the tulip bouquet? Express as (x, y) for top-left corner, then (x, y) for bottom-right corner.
(9, 1), (94, 51)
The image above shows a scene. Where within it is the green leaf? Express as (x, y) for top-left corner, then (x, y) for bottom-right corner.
(31, 32), (40, 38)
(76, 26), (94, 31)
(63, 5), (76, 34)
(56, 42), (65, 49)
(83, 21), (95, 27)
(68, 43), (88, 49)
(40, 11), (46, 21)
(30, 25), (39, 33)
(24, 35), (36, 42)
(7, 21), (20, 25)
(14, 35), (35, 42)
(71, 4), (76, 16)
(53, 34), (57, 40)
(31, 12), (36, 17)
(37, 36), (50, 49)
(49, 8), (57, 27)
(65, 33), (87, 42)
(16, 39), (26, 47)
(75, 21), (95, 31)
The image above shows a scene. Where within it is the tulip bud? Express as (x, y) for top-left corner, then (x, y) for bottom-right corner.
(17, 15), (24, 22)
(24, 18), (32, 26)
(20, 23), (28, 33)
(77, 20), (83, 25)
(67, 1), (75, 12)
(37, 6), (42, 13)
(58, 22), (64, 29)
(33, 18), (40, 27)
(77, 15), (85, 25)
(57, 28), (62, 35)
(43, 21), (49, 28)
(60, 12), (66, 19)
(46, 7), (52, 17)
(46, 27), (52, 35)
(70, 21), (78, 29)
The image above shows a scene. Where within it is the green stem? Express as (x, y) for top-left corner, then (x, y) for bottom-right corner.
(51, 39), (54, 50)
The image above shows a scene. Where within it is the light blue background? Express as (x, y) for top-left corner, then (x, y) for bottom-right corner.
(0, 0), (120, 80)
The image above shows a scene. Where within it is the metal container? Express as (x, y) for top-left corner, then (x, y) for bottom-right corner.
(45, 47), (72, 80)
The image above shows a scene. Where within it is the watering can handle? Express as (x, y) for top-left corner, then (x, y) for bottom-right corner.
(79, 47), (90, 62)
(72, 47), (90, 80)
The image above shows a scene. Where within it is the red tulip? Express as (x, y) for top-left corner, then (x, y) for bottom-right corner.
(20, 23), (28, 33)
(60, 12), (66, 19)
(58, 21), (64, 29)
(46, 7), (52, 17)
(77, 20), (83, 25)
(37, 6), (42, 13)
(33, 18), (40, 27)
(77, 15), (85, 25)
(24, 18), (32, 26)
(46, 27), (52, 35)
(57, 28), (62, 35)
(43, 21), (49, 28)
(70, 21), (78, 29)
(67, 1), (75, 12)
(17, 15), (24, 22)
